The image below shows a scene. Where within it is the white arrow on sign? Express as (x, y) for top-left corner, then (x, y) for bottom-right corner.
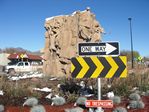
(105, 43), (117, 55)
(78, 42), (119, 56)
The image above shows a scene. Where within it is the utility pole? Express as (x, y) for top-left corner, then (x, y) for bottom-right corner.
(128, 18), (134, 69)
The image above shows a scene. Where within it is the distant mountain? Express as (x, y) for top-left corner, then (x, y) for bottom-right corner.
(0, 47), (42, 55)
(31, 50), (42, 55)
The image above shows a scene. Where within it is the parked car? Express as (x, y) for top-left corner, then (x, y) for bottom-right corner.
(4, 61), (42, 74)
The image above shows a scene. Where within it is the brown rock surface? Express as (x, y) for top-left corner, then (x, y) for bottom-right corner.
(43, 8), (104, 77)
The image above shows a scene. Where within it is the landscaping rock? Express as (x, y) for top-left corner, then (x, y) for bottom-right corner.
(30, 105), (46, 112)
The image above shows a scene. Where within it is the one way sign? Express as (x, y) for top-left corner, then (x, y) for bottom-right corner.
(78, 42), (119, 56)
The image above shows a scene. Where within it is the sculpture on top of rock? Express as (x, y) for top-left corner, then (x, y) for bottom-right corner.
(43, 8), (104, 77)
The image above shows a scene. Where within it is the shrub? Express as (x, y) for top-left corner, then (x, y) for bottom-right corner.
(127, 100), (145, 109)
(139, 84), (149, 92)
(0, 104), (4, 112)
(65, 92), (79, 103)
(52, 97), (66, 106)
(23, 97), (38, 106)
(127, 101), (137, 109)
(110, 96), (121, 104)
(76, 97), (87, 105)
(141, 91), (146, 96)
(10, 86), (30, 98)
(1, 82), (31, 106)
(3, 80), (31, 97)
(129, 93), (140, 101)
(111, 79), (130, 96)
(31, 91), (42, 99)
(30, 105), (46, 112)
(145, 90), (149, 96)
(134, 90), (141, 94)
(113, 107), (127, 112)
(137, 101), (145, 109)
(65, 107), (84, 112)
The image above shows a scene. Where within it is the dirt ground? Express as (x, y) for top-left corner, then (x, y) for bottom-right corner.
(4, 96), (149, 112)
(1, 68), (149, 112)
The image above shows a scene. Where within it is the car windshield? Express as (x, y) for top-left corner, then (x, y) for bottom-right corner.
(18, 62), (23, 66)
(25, 62), (29, 66)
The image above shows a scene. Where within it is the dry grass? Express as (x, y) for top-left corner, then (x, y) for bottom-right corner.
(0, 65), (149, 105)
(109, 66), (149, 96)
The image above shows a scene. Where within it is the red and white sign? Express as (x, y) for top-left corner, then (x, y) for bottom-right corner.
(86, 100), (113, 108)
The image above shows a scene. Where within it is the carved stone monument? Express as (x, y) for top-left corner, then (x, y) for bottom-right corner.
(43, 8), (104, 77)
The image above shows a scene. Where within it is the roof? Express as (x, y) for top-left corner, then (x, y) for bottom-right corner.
(8, 53), (42, 60)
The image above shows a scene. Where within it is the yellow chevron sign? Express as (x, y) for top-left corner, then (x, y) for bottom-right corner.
(71, 56), (127, 78)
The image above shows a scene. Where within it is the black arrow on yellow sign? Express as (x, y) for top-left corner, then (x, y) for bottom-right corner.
(71, 56), (127, 78)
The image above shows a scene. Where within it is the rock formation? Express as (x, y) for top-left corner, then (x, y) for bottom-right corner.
(43, 8), (104, 77)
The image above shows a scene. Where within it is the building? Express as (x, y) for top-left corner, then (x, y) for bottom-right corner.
(0, 53), (10, 66)
(8, 53), (43, 65)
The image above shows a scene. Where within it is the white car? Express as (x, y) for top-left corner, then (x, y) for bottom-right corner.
(5, 61), (42, 74)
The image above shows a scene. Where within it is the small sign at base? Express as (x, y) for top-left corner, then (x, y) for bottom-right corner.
(86, 100), (113, 108)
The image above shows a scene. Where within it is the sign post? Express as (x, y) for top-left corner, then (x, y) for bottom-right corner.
(97, 41), (103, 112)
(97, 78), (103, 112)
(71, 41), (127, 112)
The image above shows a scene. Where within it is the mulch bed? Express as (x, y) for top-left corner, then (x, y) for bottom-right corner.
(4, 96), (149, 112)
(5, 104), (75, 112)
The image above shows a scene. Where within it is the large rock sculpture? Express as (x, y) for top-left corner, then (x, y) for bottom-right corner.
(43, 8), (104, 77)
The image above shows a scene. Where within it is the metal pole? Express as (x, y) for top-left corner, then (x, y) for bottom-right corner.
(96, 43), (104, 112)
(128, 18), (134, 69)
(92, 12), (104, 111)
(96, 78), (103, 112)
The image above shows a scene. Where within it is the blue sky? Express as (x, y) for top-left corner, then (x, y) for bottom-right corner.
(0, 0), (149, 56)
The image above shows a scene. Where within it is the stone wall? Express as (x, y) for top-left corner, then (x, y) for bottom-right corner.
(43, 8), (104, 77)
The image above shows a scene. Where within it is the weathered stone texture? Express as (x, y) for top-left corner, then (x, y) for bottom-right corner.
(43, 9), (104, 77)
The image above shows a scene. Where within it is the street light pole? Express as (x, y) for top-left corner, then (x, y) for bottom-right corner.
(128, 18), (134, 69)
